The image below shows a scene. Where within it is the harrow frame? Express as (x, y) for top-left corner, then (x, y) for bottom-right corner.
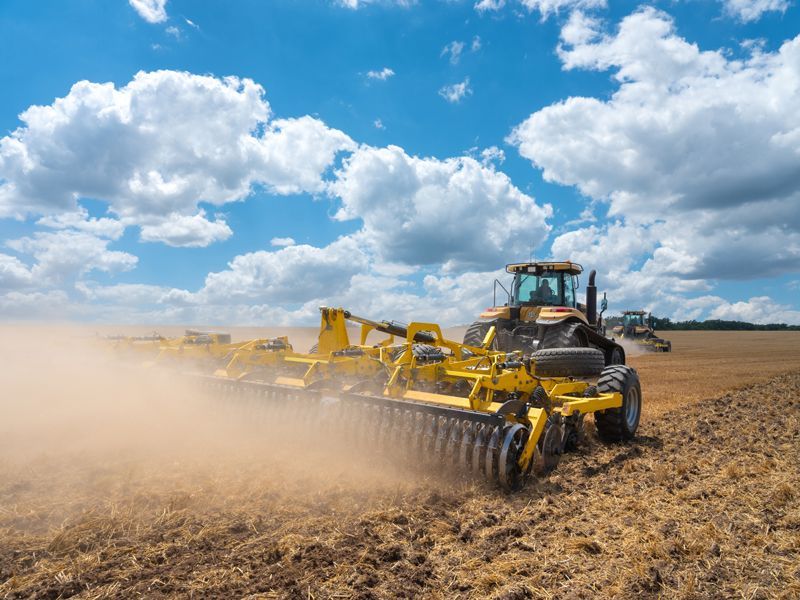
(106, 307), (638, 491)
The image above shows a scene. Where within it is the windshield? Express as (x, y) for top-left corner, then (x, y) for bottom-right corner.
(513, 271), (575, 307)
(623, 314), (644, 326)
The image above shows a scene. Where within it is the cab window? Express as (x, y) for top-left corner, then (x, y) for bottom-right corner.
(515, 272), (562, 306)
(623, 314), (643, 326)
(563, 276), (576, 308)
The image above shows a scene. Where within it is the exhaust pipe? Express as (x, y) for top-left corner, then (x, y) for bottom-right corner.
(586, 270), (597, 325)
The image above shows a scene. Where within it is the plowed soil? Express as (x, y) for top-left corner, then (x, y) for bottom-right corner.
(1, 331), (799, 599)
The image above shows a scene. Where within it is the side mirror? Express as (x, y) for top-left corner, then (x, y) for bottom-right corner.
(600, 294), (608, 313)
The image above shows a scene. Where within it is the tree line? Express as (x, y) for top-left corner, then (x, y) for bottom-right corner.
(604, 315), (800, 331)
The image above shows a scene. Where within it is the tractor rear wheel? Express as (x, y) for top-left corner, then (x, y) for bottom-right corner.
(594, 365), (641, 442)
(463, 321), (497, 349)
(539, 322), (586, 349)
(531, 347), (605, 377)
(608, 345), (625, 365)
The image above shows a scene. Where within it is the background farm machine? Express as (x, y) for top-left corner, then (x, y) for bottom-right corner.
(612, 310), (672, 352)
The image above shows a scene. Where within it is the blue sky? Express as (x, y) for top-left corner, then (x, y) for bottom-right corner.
(0, 0), (798, 325)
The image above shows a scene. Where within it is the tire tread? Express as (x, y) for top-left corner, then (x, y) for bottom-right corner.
(532, 347), (605, 377)
(595, 365), (640, 442)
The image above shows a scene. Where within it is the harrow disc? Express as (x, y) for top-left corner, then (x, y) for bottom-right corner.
(434, 417), (451, 458)
(191, 354), (621, 492)
(472, 425), (488, 476)
(445, 419), (462, 465)
(422, 415), (438, 462)
(484, 426), (502, 481)
(458, 423), (476, 470)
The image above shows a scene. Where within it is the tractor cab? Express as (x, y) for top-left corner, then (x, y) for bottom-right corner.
(471, 259), (620, 361)
(622, 311), (646, 327)
(507, 262), (582, 308)
(616, 311), (654, 337)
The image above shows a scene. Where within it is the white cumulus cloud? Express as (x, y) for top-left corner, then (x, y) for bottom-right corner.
(439, 78), (472, 103)
(0, 70), (354, 247)
(520, 0), (606, 18)
(329, 144), (552, 271)
(475, 0), (506, 11)
(36, 207), (125, 240)
(441, 41), (466, 65)
(0, 290), (72, 320)
(366, 67), (395, 80)
(139, 212), (232, 247)
(475, 0), (606, 18)
(199, 237), (370, 305)
(709, 296), (800, 324)
(6, 231), (137, 286)
(337, 0), (416, 8)
(0, 253), (34, 291)
(129, 0), (168, 24)
(270, 237), (296, 247)
(511, 8), (800, 293)
(722, 0), (789, 22)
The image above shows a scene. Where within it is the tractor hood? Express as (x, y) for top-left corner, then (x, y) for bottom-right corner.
(535, 307), (588, 325)
(480, 306), (512, 319)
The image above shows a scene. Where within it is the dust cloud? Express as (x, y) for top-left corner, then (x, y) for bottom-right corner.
(0, 325), (426, 534)
(617, 337), (649, 357)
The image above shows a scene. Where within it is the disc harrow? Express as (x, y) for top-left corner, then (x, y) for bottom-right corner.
(110, 306), (643, 491)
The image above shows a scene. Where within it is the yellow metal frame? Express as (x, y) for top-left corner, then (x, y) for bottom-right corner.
(112, 307), (625, 475)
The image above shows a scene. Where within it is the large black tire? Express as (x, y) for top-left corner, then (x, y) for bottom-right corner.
(539, 322), (582, 349)
(411, 344), (445, 361)
(463, 321), (497, 349)
(607, 344), (625, 365)
(532, 347), (605, 377)
(391, 343), (446, 363)
(594, 365), (642, 442)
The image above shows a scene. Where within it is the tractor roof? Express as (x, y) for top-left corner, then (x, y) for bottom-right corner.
(622, 310), (647, 315)
(505, 261), (583, 275)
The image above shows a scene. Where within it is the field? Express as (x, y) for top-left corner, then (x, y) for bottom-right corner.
(1, 329), (799, 599)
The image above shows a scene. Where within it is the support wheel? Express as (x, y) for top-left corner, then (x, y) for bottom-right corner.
(562, 414), (585, 452)
(607, 345), (625, 365)
(595, 365), (641, 442)
(498, 424), (530, 492)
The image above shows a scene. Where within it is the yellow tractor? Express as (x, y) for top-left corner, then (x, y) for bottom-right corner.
(463, 261), (625, 375)
(612, 311), (672, 352)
